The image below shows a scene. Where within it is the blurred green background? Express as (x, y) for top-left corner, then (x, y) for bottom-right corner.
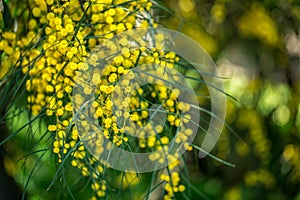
(156, 0), (300, 199)
(1, 0), (300, 199)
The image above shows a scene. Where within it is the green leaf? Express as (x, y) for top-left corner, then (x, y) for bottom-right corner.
(191, 144), (236, 168)
(2, 0), (13, 30)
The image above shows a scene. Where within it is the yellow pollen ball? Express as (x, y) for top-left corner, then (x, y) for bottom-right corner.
(166, 99), (174, 107)
(178, 185), (185, 192)
(53, 147), (60, 153)
(57, 108), (64, 116)
(167, 115), (176, 122)
(161, 136), (169, 145)
(109, 24), (117, 31)
(65, 24), (74, 33)
(46, 85), (54, 93)
(46, 0), (54, 5)
(106, 16), (114, 24)
(71, 160), (78, 167)
(65, 86), (72, 93)
(108, 8), (116, 16)
(48, 125), (57, 131)
(183, 114), (191, 123)
(32, 7), (41, 17)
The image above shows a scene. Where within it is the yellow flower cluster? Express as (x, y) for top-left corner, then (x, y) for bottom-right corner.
(0, 0), (154, 198)
(244, 168), (276, 189)
(238, 3), (279, 45)
(1, 0), (193, 198)
(82, 42), (194, 197)
(74, 29), (194, 197)
(90, 180), (106, 198)
(160, 171), (186, 200)
(0, 31), (19, 77)
(237, 110), (271, 164)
